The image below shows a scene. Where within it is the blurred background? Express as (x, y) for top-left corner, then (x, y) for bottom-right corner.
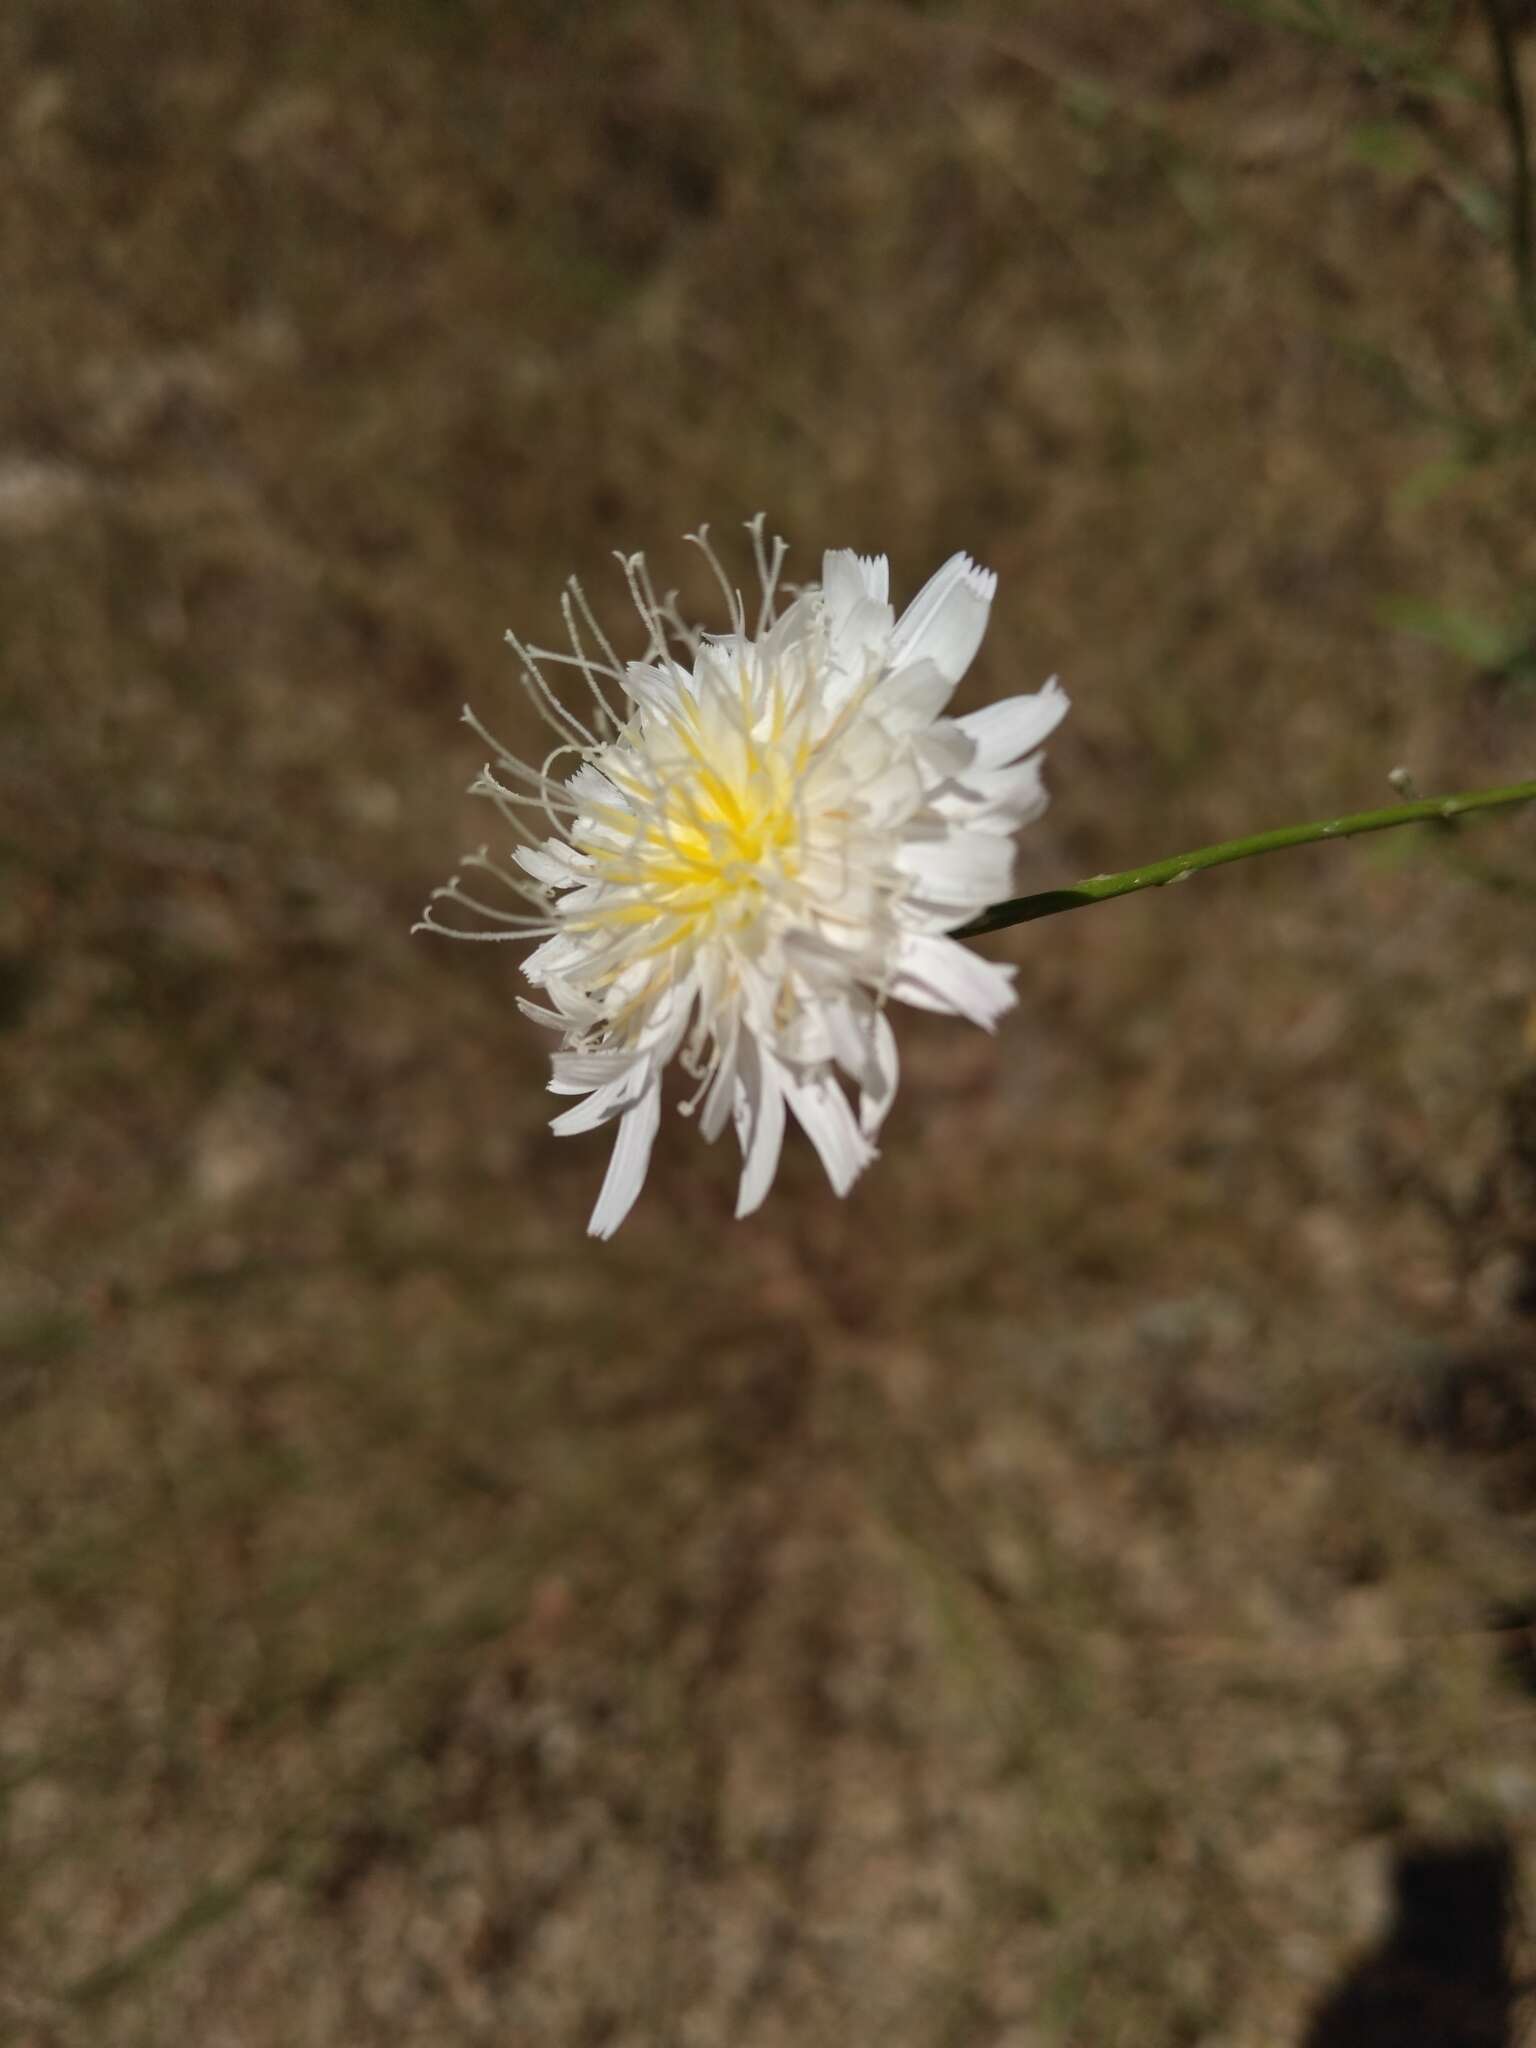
(6, 1), (1536, 2041)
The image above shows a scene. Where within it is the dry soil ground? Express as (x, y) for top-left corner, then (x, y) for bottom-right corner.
(5, 2), (1536, 2043)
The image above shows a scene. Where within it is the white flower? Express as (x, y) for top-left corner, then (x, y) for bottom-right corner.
(417, 522), (1067, 1236)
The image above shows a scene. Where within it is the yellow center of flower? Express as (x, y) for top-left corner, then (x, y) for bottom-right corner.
(575, 719), (807, 936)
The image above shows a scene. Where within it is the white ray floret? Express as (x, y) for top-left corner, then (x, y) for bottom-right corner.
(416, 520), (1067, 1236)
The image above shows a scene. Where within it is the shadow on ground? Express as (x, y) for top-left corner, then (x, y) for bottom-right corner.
(1303, 1837), (1519, 2048)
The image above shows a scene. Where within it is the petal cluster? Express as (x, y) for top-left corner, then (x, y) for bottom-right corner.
(417, 526), (1066, 1235)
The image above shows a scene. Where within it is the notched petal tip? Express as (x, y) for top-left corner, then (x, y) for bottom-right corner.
(820, 547), (892, 629)
(888, 549), (997, 686)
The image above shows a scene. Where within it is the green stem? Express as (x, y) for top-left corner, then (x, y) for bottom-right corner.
(959, 779), (1536, 940)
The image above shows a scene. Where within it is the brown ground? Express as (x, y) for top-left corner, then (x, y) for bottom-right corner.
(6, 2), (1536, 2042)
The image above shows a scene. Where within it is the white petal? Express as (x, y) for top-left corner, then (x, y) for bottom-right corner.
(567, 762), (626, 811)
(896, 829), (1015, 910)
(825, 997), (872, 1081)
(831, 597), (896, 672)
(700, 1061), (736, 1143)
(913, 722), (976, 778)
(623, 659), (692, 716)
(634, 977), (696, 1060)
(935, 756), (1048, 829)
(822, 549), (889, 620)
(523, 932), (589, 982)
(754, 591), (819, 666)
(776, 1000), (835, 1067)
(513, 843), (591, 887)
(873, 657), (956, 733)
(782, 1066), (876, 1196)
(858, 1011), (900, 1138)
(833, 750), (923, 825)
(549, 1050), (639, 1094)
(889, 934), (1017, 1030)
(819, 557), (895, 706)
(550, 1064), (649, 1135)
(955, 679), (1068, 768)
(734, 1048), (787, 1218)
(587, 1081), (663, 1239)
(888, 552), (997, 684)
(517, 996), (579, 1033)
(698, 1023), (740, 1142)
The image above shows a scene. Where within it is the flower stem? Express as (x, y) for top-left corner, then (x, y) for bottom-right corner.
(959, 779), (1536, 940)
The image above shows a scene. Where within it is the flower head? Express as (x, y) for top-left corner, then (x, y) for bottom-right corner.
(417, 522), (1066, 1236)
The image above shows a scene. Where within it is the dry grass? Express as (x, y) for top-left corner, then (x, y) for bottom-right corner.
(5, 1), (1536, 2041)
